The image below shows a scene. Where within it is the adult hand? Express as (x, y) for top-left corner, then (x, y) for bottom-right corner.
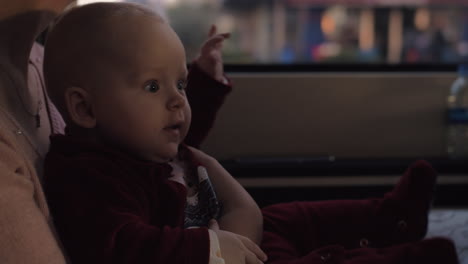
(209, 220), (267, 264)
(186, 146), (264, 245)
(184, 146), (217, 165)
(194, 24), (230, 83)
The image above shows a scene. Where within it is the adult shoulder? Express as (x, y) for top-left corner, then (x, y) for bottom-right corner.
(0, 115), (67, 264)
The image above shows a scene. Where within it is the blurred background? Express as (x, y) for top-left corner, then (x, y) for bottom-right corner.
(78, 0), (468, 65)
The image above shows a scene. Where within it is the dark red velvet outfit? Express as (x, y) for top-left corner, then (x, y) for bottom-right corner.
(45, 65), (459, 264)
(260, 161), (459, 264)
(45, 64), (231, 264)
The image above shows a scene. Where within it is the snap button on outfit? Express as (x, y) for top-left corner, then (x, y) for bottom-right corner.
(320, 253), (331, 262)
(397, 220), (408, 230)
(360, 238), (369, 248)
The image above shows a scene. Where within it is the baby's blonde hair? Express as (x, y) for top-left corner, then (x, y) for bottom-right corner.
(44, 2), (166, 122)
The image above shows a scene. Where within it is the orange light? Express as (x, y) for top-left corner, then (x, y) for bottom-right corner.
(359, 9), (374, 51)
(414, 8), (430, 31)
(321, 13), (336, 36)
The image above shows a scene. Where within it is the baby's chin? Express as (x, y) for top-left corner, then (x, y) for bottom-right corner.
(133, 142), (181, 163)
(146, 150), (179, 163)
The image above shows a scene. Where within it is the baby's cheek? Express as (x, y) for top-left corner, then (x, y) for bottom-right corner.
(183, 107), (192, 136)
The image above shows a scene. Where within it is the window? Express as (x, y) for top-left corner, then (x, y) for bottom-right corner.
(77, 0), (468, 65)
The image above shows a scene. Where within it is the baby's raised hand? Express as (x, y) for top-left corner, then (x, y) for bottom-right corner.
(209, 220), (267, 264)
(194, 25), (230, 83)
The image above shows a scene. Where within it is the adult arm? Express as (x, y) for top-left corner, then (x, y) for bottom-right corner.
(0, 133), (66, 264)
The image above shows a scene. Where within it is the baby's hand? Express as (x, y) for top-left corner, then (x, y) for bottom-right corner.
(194, 25), (230, 83)
(209, 220), (267, 264)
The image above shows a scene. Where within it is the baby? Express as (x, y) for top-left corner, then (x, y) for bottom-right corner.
(44, 2), (265, 264)
(43, 2), (459, 264)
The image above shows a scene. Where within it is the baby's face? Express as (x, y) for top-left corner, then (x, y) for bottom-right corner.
(91, 16), (191, 163)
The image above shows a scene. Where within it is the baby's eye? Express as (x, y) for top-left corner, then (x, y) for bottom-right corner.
(144, 80), (160, 93)
(177, 80), (187, 91)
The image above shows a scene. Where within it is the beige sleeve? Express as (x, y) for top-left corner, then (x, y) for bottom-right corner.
(0, 135), (66, 264)
(208, 229), (225, 264)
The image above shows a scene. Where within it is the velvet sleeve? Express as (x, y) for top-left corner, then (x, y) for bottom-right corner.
(44, 158), (210, 264)
(184, 64), (232, 148)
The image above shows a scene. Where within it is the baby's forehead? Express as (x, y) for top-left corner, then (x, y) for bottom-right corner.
(80, 14), (166, 59)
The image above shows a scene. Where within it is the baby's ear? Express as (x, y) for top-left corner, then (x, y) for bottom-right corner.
(65, 87), (96, 128)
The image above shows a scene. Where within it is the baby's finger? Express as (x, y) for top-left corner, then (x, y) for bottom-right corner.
(238, 236), (268, 262)
(208, 34), (230, 45)
(208, 24), (217, 37)
(201, 35), (228, 52)
(244, 250), (264, 264)
(219, 32), (230, 39)
(205, 33), (230, 46)
(208, 219), (220, 231)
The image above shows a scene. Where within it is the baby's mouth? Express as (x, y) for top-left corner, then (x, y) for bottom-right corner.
(165, 123), (182, 130)
(164, 122), (185, 138)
